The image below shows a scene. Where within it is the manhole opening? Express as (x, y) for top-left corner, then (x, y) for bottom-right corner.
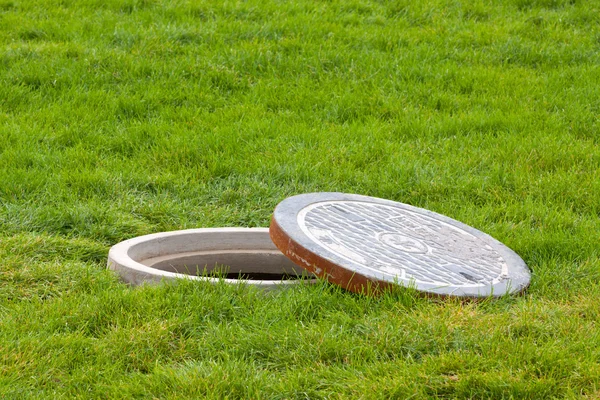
(108, 228), (316, 288)
(201, 269), (304, 281)
(143, 252), (311, 281)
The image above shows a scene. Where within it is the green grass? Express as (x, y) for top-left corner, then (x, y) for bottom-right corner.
(1, 0), (599, 397)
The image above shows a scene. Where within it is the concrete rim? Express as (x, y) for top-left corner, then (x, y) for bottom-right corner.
(107, 227), (313, 289)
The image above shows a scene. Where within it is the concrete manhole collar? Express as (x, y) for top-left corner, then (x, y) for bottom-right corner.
(107, 228), (314, 289)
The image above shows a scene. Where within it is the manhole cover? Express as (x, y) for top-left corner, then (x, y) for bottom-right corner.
(270, 193), (530, 297)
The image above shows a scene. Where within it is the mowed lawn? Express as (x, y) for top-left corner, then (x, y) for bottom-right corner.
(1, 0), (599, 398)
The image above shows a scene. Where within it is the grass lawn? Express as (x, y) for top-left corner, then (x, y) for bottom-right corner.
(1, 0), (599, 397)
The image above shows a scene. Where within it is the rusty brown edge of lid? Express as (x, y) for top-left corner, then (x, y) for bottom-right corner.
(269, 215), (391, 295)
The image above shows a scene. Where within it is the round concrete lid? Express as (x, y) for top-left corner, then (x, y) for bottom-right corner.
(270, 193), (531, 297)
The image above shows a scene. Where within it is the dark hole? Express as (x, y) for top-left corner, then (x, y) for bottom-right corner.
(220, 272), (301, 280)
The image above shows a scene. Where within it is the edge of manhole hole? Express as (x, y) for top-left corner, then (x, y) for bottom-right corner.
(107, 227), (315, 289)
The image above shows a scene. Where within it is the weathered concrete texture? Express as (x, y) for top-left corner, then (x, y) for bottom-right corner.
(108, 228), (313, 289)
(271, 193), (531, 297)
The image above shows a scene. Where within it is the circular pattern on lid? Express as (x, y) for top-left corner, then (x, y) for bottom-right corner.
(270, 193), (530, 297)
